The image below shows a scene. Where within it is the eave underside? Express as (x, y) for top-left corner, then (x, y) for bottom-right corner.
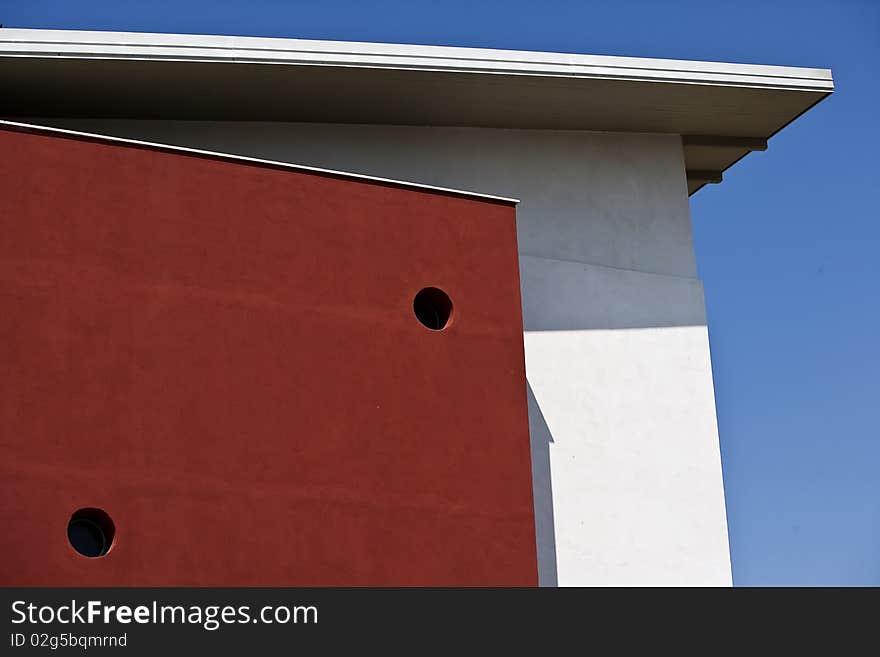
(0, 31), (833, 196)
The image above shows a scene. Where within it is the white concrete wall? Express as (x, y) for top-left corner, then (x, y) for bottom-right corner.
(34, 119), (732, 586)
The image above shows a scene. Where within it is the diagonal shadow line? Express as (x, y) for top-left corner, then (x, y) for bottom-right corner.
(526, 379), (558, 587)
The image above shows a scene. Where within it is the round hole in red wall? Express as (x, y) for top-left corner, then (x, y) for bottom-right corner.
(67, 508), (115, 558)
(413, 287), (453, 330)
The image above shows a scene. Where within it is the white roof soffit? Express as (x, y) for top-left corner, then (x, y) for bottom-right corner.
(0, 29), (834, 195)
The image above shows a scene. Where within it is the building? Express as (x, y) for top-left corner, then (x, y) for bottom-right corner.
(0, 29), (833, 586)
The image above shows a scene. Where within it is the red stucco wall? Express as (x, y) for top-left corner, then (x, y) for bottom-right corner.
(0, 126), (536, 586)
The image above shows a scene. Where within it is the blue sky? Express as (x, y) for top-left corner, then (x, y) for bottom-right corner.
(2, 0), (877, 586)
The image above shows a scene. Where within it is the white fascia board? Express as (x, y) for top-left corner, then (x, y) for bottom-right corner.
(0, 29), (834, 93)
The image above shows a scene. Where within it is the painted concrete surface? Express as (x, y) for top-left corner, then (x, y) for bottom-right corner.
(520, 257), (729, 585)
(30, 121), (697, 277)
(0, 126), (536, 585)
(26, 119), (732, 586)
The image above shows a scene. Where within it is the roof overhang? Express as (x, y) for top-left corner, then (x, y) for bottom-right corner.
(0, 29), (833, 195)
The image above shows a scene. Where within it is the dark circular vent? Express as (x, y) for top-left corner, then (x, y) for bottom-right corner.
(67, 508), (115, 558)
(413, 287), (453, 330)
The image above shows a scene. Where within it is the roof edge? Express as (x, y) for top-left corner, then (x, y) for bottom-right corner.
(0, 28), (834, 93)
